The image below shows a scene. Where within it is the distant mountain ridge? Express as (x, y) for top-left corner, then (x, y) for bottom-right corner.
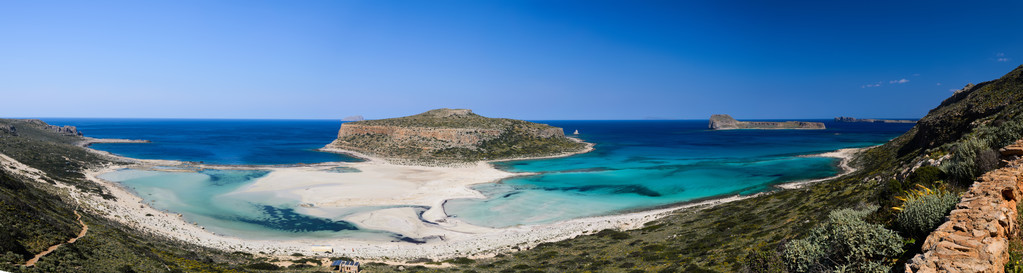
(834, 116), (916, 124)
(324, 108), (588, 164)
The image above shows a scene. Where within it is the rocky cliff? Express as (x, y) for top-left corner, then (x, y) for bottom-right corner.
(834, 116), (916, 123)
(708, 114), (825, 130)
(324, 108), (588, 163)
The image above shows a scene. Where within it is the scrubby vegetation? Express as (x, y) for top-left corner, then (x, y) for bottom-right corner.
(352, 67), (1023, 272)
(1007, 201), (1023, 273)
(330, 108), (587, 164)
(782, 206), (903, 272)
(893, 185), (959, 238)
(0, 119), (334, 272)
(3, 66), (1023, 272)
(433, 127), (587, 161)
(353, 108), (526, 129)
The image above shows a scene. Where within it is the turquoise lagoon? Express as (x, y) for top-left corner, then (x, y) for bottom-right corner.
(48, 119), (914, 238)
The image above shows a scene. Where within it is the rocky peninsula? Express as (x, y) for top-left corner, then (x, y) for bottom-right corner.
(708, 114), (826, 130)
(834, 116), (916, 123)
(324, 108), (589, 164)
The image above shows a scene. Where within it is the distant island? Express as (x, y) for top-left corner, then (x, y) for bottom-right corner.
(323, 108), (590, 164)
(834, 116), (916, 123)
(341, 115), (365, 121)
(708, 114), (826, 130)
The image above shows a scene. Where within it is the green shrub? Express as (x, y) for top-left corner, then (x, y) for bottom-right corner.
(894, 185), (959, 238)
(941, 136), (989, 184)
(907, 166), (944, 187)
(595, 229), (630, 240)
(742, 246), (788, 273)
(245, 262), (280, 270)
(444, 257), (474, 265)
(783, 206), (903, 273)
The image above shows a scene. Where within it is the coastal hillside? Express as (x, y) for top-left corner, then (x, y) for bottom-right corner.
(899, 66), (1023, 158)
(0, 119), (278, 272)
(324, 108), (588, 163)
(0, 66), (1019, 272)
(349, 66), (1023, 272)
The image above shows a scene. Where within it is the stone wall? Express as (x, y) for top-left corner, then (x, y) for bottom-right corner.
(906, 141), (1023, 272)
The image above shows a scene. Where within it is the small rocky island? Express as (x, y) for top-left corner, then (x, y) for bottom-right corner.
(323, 108), (589, 164)
(834, 116), (916, 123)
(708, 114), (826, 130)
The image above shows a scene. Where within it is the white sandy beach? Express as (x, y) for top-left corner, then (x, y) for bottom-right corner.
(1, 138), (857, 261)
(775, 146), (871, 189)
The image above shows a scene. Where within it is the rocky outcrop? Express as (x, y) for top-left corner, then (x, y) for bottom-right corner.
(905, 155), (1023, 272)
(1002, 140), (1023, 156)
(708, 114), (825, 130)
(0, 124), (15, 136)
(325, 108), (588, 163)
(834, 116), (916, 123)
(47, 125), (82, 136)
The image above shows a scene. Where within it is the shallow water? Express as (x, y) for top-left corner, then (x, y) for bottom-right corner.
(445, 120), (914, 227)
(98, 169), (406, 240)
(51, 119), (914, 236)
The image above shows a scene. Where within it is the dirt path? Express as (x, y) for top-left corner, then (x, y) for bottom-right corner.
(24, 210), (88, 267)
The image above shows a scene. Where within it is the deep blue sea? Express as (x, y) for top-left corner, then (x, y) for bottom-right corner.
(42, 118), (361, 165)
(42, 118), (915, 237)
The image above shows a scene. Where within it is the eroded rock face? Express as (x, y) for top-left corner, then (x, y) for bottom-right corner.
(1001, 140), (1023, 156)
(709, 114), (741, 129)
(47, 125), (82, 136)
(0, 124), (15, 136)
(906, 156), (1023, 272)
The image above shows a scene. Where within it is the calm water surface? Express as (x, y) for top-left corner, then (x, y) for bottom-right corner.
(45, 118), (914, 236)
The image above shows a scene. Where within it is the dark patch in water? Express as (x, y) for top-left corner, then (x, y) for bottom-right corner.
(546, 184), (664, 197)
(234, 206), (357, 232)
(412, 206), (438, 225)
(326, 166), (361, 173)
(203, 170), (271, 187)
(623, 156), (668, 163)
(394, 236), (427, 244)
(555, 167), (616, 174)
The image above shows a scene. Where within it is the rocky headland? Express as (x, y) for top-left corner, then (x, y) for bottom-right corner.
(5, 119), (85, 136)
(323, 108), (589, 164)
(708, 114), (826, 130)
(834, 116), (916, 123)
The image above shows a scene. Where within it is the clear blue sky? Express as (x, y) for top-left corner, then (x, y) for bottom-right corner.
(1, 1), (1021, 120)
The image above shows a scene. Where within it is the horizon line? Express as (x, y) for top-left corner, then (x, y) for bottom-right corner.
(10, 116), (923, 121)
